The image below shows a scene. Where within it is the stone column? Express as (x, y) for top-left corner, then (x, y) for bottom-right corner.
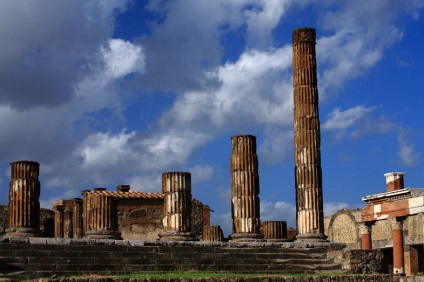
(85, 189), (121, 239)
(230, 135), (263, 242)
(202, 226), (224, 242)
(6, 161), (42, 237)
(64, 206), (73, 238)
(159, 172), (194, 241)
(359, 222), (373, 250)
(392, 218), (405, 276)
(72, 198), (83, 239)
(292, 28), (325, 241)
(261, 221), (288, 242)
(54, 205), (65, 238)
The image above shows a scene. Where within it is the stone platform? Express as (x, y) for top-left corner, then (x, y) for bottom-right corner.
(0, 236), (345, 280)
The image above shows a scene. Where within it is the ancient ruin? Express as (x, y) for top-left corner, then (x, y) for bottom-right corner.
(230, 135), (263, 241)
(292, 27), (325, 241)
(1, 27), (424, 280)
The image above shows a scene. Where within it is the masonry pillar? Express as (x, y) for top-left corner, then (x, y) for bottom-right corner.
(85, 189), (121, 239)
(359, 222), (373, 250)
(261, 221), (288, 242)
(230, 135), (263, 242)
(72, 198), (83, 238)
(6, 161), (42, 237)
(292, 28), (325, 241)
(64, 206), (73, 238)
(159, 172), (194, 241)
(392, 217), (405, 276)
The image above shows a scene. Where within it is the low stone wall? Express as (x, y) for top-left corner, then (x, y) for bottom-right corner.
(342, 249), (384, 274)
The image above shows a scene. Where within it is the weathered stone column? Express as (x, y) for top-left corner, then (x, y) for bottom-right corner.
(64, 206), (73, 238)
(54, 205), (65, 238)
(230, 135), (263, 241)
(159, 172), (194, 241)
(202, 226), (224, 242)
(261, 221), (288, 242)
(72, 198), (83, 239)
(359, 222), (373, 250)
(392, 218), (405, 276)
(6, 161), (42, 237)
(292, 28), (326, 241)
(85, 188), (121, 239)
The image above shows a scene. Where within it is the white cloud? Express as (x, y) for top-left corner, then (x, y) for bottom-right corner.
(102, 39), (145, 79)
(397, 131), (421, 167)
(316, 1), (422, 99)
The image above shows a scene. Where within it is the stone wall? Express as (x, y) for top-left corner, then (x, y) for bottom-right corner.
(324, 209), (361, 249)
(116, 198), (163, 240)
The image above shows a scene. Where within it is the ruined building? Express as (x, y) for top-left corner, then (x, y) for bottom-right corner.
(325, 172), (424, 276)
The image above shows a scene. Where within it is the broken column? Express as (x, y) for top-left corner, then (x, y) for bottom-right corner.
(261, 221), (288, 242)
(84, 188), (121, 239)
(202, 226), (224, 242)
(159, 172), (194, 241)
(385, 172), (405, 192)
(230, 135), (263, 241)
(6, 161), (42, 237)
(292, 27), (326, 241)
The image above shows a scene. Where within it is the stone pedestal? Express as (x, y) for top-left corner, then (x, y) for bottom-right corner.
(85, 190), (121, 240)
(392, 218), (405, 276)
(230, 135), (263, 242)
(202, 226), (224, 242)
(292, 28), (325, 241)
(261, 221), (288, 242)
(159, 172), (194, 241)
(6, 161), (42, 237)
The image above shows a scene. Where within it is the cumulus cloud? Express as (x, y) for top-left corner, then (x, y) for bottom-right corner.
(316, 0), (423, 99)
(397, 131), (421, 166)
(261, 200), (296, 228)
(322, 105), (396, 139)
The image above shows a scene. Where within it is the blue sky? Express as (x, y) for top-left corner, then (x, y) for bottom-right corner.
(1, 1), (424, 236)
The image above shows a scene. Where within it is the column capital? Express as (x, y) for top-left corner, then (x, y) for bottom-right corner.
(391, 217), (405, 230)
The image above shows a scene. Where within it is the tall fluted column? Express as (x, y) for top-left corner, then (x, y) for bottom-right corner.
(6, 161), (42, 237)
(292, 28), (326, 241)
(230, 135), (263, 242)
(85, 189), (121, 239)
(159, 172), (194, 241)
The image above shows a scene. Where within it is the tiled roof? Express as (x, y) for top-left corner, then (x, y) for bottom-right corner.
(88, 190), (164, 199)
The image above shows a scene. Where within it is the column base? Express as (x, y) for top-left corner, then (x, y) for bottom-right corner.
(229, 233), (264, 242)
(5, 227), (42, 237)
(159, 231), (196, 241)
(295, 233), (327, 242)
(85, 230), (122, 240)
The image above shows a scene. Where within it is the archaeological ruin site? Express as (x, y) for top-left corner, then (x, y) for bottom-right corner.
(1, 28), (424, 281)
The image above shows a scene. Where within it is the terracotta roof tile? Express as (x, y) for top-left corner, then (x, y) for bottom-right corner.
(88, 190), (164, 199)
